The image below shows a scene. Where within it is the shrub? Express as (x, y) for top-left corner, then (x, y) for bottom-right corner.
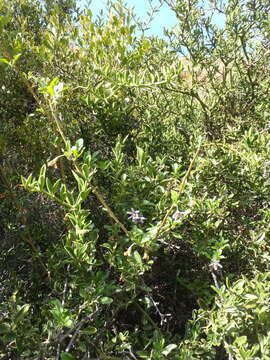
(1, 0), (270, 359)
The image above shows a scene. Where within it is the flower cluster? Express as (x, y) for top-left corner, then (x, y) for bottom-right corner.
(127, 208), (146, 224)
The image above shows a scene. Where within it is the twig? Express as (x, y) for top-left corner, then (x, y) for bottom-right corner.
(56, 343), (61, 360)
(149, 295), (171, 326)
(133, 301), (159, 331)
(55, 310), (98, 359)
(211, 271), (220, 289)
(128, 348), (138, 360)
(154, 139), (202, 240)
(62, 264), (71, 306)
(65, 310), (98, 353)
(92, 187), (130, 238)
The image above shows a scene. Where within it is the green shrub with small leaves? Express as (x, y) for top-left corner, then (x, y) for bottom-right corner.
(180, 272), (270, 360)
(1, 0), (270, 359)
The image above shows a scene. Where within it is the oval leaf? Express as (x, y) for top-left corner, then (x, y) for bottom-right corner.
(100, 297), (113, 305)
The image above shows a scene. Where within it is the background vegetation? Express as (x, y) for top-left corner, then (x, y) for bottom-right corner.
(1, 0), (270, 359)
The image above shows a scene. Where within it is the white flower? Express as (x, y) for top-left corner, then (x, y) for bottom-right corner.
(209, 260), (223, 271)
(172, 209), (190, 221)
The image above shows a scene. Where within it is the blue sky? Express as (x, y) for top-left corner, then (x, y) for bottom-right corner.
(79, 0), (226, 37)
(79, 0), (178, 37)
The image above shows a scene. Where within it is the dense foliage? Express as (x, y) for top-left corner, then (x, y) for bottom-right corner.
(1, 0), (270, 359)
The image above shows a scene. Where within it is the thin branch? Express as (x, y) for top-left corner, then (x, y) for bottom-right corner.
(153, 139), (202, 240)
(92, 187), (130, 238)
(65, 311), (98, 352)
(133, 301), (159, 331)
(128, 348), (138, 360)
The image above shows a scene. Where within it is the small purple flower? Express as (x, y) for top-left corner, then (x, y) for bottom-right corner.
(18, 224), (26, 230)
(209, 259), (223, 272)
(127, 208), (146, 224)
(172, 210), (186, 221)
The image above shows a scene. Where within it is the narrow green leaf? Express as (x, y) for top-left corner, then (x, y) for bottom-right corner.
(59, 183), (67, 200)
(14, 304), (30, 324)
(11, 53), (21, 64)
(162, 344), (177, 356)
(0, 58), (9, 65)
(46, 177), (53, 194)
(136, 146), (144, 166)
(60, 353), (75, 360)
(72, 170), (84, 189)
(21, 176), (26, 187)
(25, 173), (33, 187)
(171, 189), (179, 203)
(52, 179), (62, 194)
(81, 164), (88, 179)
(38, 164), (46, 190)
(244, 294), (258, 300)
(133, 250), (143, 266)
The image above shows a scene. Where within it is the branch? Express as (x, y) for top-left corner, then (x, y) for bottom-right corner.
(153, 140), (202, 240)
(56, 309), (98, 355)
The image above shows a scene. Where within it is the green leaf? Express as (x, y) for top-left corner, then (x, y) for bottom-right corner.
(59, 183), (67, 200)
(75, 228), (89, 236)
(97, 160), (110, 170)
(83, 326), (97, 335)
(51, 299), (62, 310)
(133, 250), (143, 266)
(52, 179), (62, 194)
(60, 353), (75, 360)
(171, 189), (179, 203)
(63, 318), (74, 328)
(11, 53), (21, 65)
(72, 170), (84, 189)
(81, 163), (90, 178)
(14, 304), (30, 324)
(0, 58), (9, 65)
(136, 146), (144, 167)
(50, 77), (60, 88)
(244, 294), (258, 300)
(25, 173), (33, 188)
(21, 176), (26, 188)
(100, 297), (113, 305)
(46, 177), (53, 194)
(38, 164), (46, 190)
(75, 138), (84, 152)
(235, 336), (247, 346)
(162, 344), (177, 356)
